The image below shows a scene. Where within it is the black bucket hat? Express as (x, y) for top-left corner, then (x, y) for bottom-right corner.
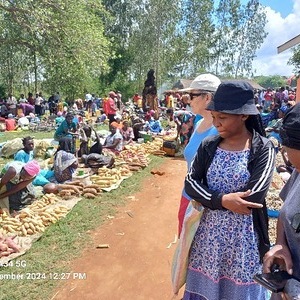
(206, 80), (259, 115)
(280, 102), (300, 150)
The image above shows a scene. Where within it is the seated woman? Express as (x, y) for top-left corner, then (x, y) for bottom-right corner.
(131, 116), (145, 141)
(110, 114), (123, 129)
(77, 125), (103, 157)
(55, 111), (65, 128)
(54, 112), (78, 142)
(80, 153), (114, 169)
(147, 114), (162, 134)
(14, 136), (54, 186)
(0, 160), (40, 213)
(96, 110), (107, 124)
(16, 114), (30, 130)
(102, 125), (123, 153)
(120, 120), (134, 145)
(53, 137), (78, 183)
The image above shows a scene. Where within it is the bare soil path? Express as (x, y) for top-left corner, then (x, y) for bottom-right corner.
(52, 157), (186, 300)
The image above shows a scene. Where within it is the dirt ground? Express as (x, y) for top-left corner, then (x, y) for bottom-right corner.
(52, 157), (186, 300)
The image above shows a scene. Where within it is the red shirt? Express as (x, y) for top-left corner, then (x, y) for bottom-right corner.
(264, 91), (273, 102)
(5, 119), (16, 131)
(106, 97), (117, 115)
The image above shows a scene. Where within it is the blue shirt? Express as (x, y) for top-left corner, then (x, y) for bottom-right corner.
(182, 120), (218, 200)
(14, 150), (34, 163)
(54, 119), (77, 140)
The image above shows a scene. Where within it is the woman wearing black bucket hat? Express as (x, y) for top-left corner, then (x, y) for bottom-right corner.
(263, 103), (300, 300)
(183, 80), (276, 299)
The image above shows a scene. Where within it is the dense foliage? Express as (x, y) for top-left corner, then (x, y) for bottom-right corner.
(0, 0), (269, 100)
(289, 45), (300, 76)
(255, 75), (287, 89)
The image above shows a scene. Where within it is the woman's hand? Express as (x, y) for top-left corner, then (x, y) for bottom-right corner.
(263, 244), (293, 275)
(221, 190), (263, 214)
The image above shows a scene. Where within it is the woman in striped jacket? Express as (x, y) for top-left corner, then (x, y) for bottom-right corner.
(183, 81), (276, 300)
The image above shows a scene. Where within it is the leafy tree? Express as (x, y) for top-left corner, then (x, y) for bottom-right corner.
(0, 0), (111, 99)
(288, 45), (300, 75)
(213, 0), (267, 78)
(170, 0), (215, 78)
(255, 75), (286, 89)
(127, 0), (182, 94)
(99, 0), (139, 98)
(0, 0), (270, 101)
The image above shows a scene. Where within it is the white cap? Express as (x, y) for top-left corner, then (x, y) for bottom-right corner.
(179, 73), (221, 93)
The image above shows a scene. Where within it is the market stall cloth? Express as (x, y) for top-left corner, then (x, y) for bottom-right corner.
(0, 194), (82, 265)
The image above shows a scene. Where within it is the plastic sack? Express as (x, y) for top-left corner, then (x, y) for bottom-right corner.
(0, 138), (23, 158)
(33, 140), (51, 158)
(171, 201), (203, 295)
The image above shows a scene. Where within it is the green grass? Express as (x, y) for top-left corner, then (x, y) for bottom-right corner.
(0, 155), (165, 300)
(0, 130), (55, 144)
(0, 124), (109, 144)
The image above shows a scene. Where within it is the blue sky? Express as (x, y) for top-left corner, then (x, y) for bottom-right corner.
(249, 0), (299, 76)
(257, 0), (294, 18)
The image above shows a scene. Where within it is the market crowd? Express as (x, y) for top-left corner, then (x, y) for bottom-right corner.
(0, 78), (299, 300)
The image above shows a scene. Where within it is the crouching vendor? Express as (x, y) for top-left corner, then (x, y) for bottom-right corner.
(80, 153), (114, 169)
(0, 160), (40, 214)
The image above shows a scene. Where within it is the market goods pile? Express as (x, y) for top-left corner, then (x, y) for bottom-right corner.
(57, 181), (102, 199)
(0, 194), (70, 238)
(0, 236), (20, 258)
(0, 138), (162, 260)
(0, 193), (73, 260)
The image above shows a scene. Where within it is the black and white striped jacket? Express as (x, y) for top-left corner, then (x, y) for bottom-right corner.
(185, 130), (276, 260)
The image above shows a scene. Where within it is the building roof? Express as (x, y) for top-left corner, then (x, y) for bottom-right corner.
(172, 79), (193, 90)
(172, 78), (264, 91)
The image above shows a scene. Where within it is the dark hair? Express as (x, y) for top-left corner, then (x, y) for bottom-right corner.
(245, 115), (266, 137)
(166, 108), (174, 114)
(82, 126), (92, 138)
(66, 112), (73, 118)
(22, 136), (34, 146)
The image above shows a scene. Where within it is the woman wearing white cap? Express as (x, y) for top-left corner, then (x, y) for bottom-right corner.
(177, 73), (221, 236)
(110, 113), (123, 129)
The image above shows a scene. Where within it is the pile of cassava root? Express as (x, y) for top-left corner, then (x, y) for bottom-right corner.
(57, 181), (102, 199)
(0, 194), (70, 237)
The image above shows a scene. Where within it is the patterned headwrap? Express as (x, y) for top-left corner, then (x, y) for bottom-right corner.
(23, 160), (40, 177)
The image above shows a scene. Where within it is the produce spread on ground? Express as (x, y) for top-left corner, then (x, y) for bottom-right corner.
(0, 135), (287, 262)
(0, 136), (167, 263)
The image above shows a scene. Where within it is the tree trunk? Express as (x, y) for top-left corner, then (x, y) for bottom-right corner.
(34, 51), (38, 94)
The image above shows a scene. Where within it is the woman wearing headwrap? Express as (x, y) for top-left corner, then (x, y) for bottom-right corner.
(263, 103), (300, 299)
(0, 160), (40, 213)
(53, 137), (78, 183)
